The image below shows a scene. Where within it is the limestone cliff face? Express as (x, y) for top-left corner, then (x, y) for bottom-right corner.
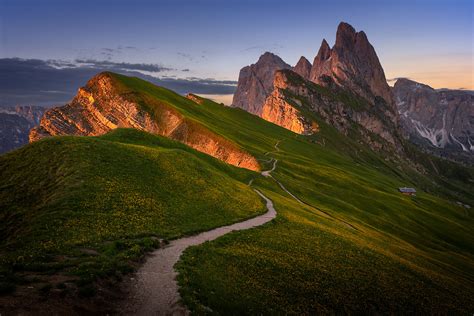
(293, 56), (312, 80)
(261, 71), (318, 135)
(232, 52), (291, 115)
(393, 78), (473, 162)
(265, 69), (399, 150)
(30, 72), (260, 171)
(309, 22), (395, 117)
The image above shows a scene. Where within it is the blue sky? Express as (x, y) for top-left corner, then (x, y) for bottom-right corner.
(0, 0), (472, 90)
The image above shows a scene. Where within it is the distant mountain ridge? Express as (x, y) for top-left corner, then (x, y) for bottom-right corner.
(393, 78), (473, 163)
(0, 105), (44, 154)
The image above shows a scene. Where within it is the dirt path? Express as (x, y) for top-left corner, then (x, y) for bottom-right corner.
(121, 139), (354, 315)
(121, 145), (280, 315)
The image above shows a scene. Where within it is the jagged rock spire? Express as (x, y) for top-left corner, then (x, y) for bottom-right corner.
(293, 56), (312, 80)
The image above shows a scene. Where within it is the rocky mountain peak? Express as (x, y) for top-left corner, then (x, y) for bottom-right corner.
(232, 52), (291, 115)
(310, 22), (394, 113)
(293, 56), (312, 80)
(316, 39), (331, 61)
(258, 51), (284, 63)
(334, 22), (357, 49)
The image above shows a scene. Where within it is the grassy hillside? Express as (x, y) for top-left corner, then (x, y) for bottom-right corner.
(0, 128), (265, 296)
(1, 73), (473, 313)
(105, 76), (474, 313)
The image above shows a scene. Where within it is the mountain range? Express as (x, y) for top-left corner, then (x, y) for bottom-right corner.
(1, 22), (473, 314)
(0, 106), (44, 154)
(393, 78), (473, 163)
(232, 22), (472, 164)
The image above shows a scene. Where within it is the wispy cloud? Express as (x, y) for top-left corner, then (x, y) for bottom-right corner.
(0, 58), (237, 107)
(386, 77), (412, 83)
(74, 59), (174, 73)
(240, 43), (285, 53)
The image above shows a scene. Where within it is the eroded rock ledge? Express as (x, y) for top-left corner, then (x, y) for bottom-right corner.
(30, 72), (260, 171)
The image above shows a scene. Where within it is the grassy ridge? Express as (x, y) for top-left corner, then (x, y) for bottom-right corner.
(0, 128), (265, 294)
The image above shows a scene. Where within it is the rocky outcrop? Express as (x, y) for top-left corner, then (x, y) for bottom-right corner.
(261, 71), (318, 135)
(0, 106), (44, 154)
(264, 69), (398, 149)
(30, 72), (260, 171)
(293, 56), (312, 80)
(186, 93), (205, 105)
(232, 22), (400, 151)
(393, 78), (473, 162)
(309, 22), (395, 116)
(232, 52), (291, 115)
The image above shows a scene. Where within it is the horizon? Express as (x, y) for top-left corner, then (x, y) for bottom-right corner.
(0, 0), (472, 106)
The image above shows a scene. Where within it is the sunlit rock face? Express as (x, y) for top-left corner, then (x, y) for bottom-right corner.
(309, 22), (395, 117)
(261, 70), (318, 135)
(263, 69), (398, 150)
(232, 52), (291, 115)
(30, 72), (260, 171)
(393, 78), (474, 162)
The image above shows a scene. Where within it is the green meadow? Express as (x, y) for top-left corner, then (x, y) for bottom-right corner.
(1, 73), (473, 312)
(0, 128), (265, 295)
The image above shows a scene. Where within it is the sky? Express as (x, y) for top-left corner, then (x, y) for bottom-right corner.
(0, 0), (472, 105)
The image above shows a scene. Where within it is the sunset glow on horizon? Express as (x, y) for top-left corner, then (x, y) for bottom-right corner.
(1, 0), (472, 91)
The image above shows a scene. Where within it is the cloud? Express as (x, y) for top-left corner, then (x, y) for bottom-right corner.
(0, 58), (237, 107)
(241, 43), (285, 53)
(177, 52), (194, 62)
(74, 59), (174, 73)
(182, 69), (190, 72)
(386, 77), (412, 83)
(241, 45), (264, 52)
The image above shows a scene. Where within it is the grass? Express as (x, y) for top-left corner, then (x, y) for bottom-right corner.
(1, 72), (473, 313)
(177, 134), (474, 313)
(0, 128), (265, 293)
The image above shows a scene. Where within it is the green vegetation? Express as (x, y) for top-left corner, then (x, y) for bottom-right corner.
(0, 128), (265, 294)
(1, 73), (473, 312)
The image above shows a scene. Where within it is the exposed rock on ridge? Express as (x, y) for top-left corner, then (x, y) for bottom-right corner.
(232, 52), (291, 115)
(265, 69), (399, 149)
(30, 72), (260, 171)
(261, 71), (318, 135)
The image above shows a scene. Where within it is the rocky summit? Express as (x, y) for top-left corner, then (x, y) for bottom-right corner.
(309, 22), (394, 113)
(293, 56), (312, 80)
(232, 52), (291, 115)
(233, 22), (401, 152)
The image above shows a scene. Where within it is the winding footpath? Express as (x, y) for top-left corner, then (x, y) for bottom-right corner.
(122, 142), (281, 315)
